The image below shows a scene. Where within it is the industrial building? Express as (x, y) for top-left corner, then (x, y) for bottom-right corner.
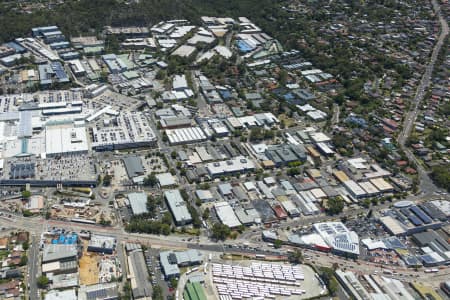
(184, 282), (207, 300)
(122, 156), (145, 179)
(334, 270), (415, 300)
(195, 190), (214, 202)
(78, 283), (119, 300)
(342, 180), (367, 199)
(156, 172), (177, 187)
(127, 192), (148, 215)
(38, 62), (70, 86)
(379, 202), (444, 236)
(44, 289), (77, 300)
(165, 127), (207, 145)
(412, 230), (450, 266)
(265, 144), (307, 167)
(160, 249), (203, 279)
(205, 156), (255, 178)
(126, 247), (152, 299)
(87, 235), (116, 254)
(32, 26), (66, 44)
(164, 189), (192, 226)
(42, 244), (78, 264)
(214, 202), (242, 228)
(42, 260), (78, 275)
(102, 54), (128, 74)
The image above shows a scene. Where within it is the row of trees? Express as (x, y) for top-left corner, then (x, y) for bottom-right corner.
(125, 217), (171, 235)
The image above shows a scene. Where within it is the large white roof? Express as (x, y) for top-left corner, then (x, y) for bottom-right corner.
(214, 201), (241, 228)
(45, 125), (88, 155)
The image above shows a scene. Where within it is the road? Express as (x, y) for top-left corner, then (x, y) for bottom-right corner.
(28, 234), (40, 300)
(299, 248), (450, 288)
(331, 103), (340, 125)
(396, 0), (449, 192)
(0, 209), (450, 292)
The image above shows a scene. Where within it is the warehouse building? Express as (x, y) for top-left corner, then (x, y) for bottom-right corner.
(206, 156), (255, 178)
(45, 289), (77, 300)
(42, 260), (78, 275)
(122, 156), (145, 179)
(234, 207), (260, 225)
(334, 270), (372, 300)
(38, 62), (70, 86)
(184, 282), (207, 300)
(102, 54), (128, 74)
(343, 180), (367, 199)
(164, 190), (192, 226)
(277, 196), (300, 217)
(160, 249), (203, 279)
(265, 144), (307, 167)
(358, 181), (380, 197)
(379, 204), (444, 236)
(32, 26), (66, 44)
(127, 192), (148, 215)
(369, 178), (394, 193)
(165, 127), (207, 145)
(156, 172), (177, 187)
(78, 283), (119, 300)
(412, 230), (450, 266)
(42, 244), (78, 264)
(195, 190), (214, 202)
(214, 202), (242, 228)
(126, 247), (152, 299)
(87, 235), (116, 254)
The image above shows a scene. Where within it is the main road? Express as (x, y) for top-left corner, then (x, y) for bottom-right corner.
(397, 0), (449, 192)
(27, 234), (40, 300)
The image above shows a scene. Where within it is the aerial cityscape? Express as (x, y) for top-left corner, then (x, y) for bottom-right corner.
(0, 0), (448, 299)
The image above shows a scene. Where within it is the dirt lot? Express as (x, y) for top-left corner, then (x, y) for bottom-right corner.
(79, 241), (99, 285)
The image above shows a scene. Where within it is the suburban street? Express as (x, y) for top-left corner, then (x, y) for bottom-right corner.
(397, 0), (449, 192)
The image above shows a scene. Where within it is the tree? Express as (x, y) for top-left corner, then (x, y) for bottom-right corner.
(171, 151), (177, 159)
(22, 241), (29, 251)
(187, 203), (201, 228)
(202, 207), (210, 220)
(21, 190), (31, 198)
(278, 69), (288, 86)
(288, 249), (303, 264)
(37, 275), (49, 288)
(103, 174), (112, 186)
(287, 167), (301, 176)
(274, 239), (282, 249)
(22, 210), (33, 217)
(319, 267), (338, 296)
(211, 223), (230, 240)
(169, 277), (178, 289)
(155, 69), (167, 80)
(143, 173), (158, 187)
(430, 164), (450, 192)
(19, 254), (28, 266)
(326, 197), (344, 215)
(162, 211), (172, 225)
(152, 285), (164, 300)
